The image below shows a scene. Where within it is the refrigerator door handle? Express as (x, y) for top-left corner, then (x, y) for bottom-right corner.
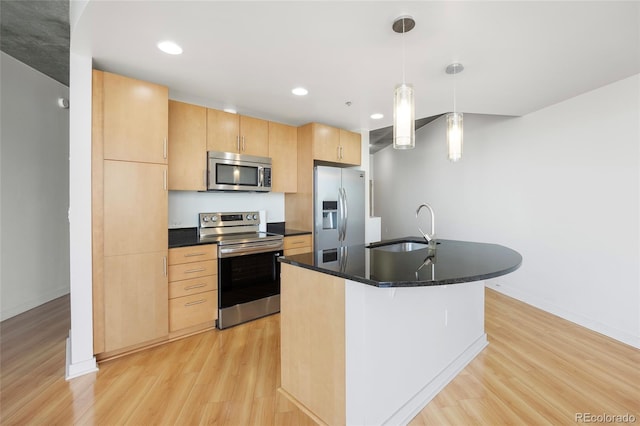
(338, 188), (344, 241)
(342, 187), (348, 241)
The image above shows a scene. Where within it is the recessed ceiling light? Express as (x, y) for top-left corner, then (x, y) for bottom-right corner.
(157, 40), (183, 55)
(370, 113), (384, 120)
(292, 87), (308, 96)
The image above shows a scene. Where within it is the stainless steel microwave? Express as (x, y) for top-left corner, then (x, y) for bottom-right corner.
(207, 151), (272, 192)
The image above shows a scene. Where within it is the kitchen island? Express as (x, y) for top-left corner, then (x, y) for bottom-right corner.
(278, 238), (522, 426)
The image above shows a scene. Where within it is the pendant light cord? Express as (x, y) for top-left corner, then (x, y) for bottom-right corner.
(402, 18), (406, 84)
(453, 70), (457, 113)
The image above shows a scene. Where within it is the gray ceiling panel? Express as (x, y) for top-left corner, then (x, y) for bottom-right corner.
(1, 0), (70, 86)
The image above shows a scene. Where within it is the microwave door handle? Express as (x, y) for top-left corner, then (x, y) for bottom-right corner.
(258, 166), (264, 187)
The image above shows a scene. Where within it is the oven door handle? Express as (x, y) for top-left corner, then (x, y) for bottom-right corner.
(219, 240), (284, 258)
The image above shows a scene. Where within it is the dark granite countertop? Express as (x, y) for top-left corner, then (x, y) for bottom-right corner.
(168, 228), (218, 248)
(278, 236), (522, 288)
(266, 222), (312, 237)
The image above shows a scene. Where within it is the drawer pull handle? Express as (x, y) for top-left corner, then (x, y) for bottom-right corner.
(185, 267), (206, 273)
(290, 241), (306, 245)
(184, 283), (206, 291)
(184, 252), (206, 257)
(185, 299), (206, 307)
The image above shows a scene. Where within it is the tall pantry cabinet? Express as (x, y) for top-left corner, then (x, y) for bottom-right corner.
(92, 70), (169, 358)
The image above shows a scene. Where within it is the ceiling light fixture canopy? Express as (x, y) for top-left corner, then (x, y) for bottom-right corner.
(445, 62), (464, 162)
(392, 15), (415, 150)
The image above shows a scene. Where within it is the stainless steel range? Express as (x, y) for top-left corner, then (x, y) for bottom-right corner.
(199, 211), (283, 329)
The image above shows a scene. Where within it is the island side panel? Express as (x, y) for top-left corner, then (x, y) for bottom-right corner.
(280, 263), (346, 425)
(345, 280), (487, 425)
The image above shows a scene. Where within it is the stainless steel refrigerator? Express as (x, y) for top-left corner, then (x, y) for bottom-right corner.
(314, 166), (365, 256)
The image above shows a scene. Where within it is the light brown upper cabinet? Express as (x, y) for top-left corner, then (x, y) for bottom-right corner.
(311, 123), (340, 164)
(102, 71), (168, 164)
(207, 108), (269, 157)
(338, 129), (362, 166)
(168, 101), (207, 191)
(311, 123), (361, 166)
(268, 122), (297, 193)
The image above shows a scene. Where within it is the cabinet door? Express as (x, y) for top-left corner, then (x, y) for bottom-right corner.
(104, 161), (168, 256)
(206, 108), (240, 153)
(339, 129), (361, 166)
(104, 251), (168, 352)
(102, 71), (168, 164)
(312, 123), (340, 162)
(169, 291), (217, 332)
(168, 101), (207, 190)
(268, 122), (297, 193)
(240, 115), (269, 157)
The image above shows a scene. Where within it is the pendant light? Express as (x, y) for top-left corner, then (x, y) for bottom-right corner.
(392, 16), (415, 150)
(445, 63), (464, 162)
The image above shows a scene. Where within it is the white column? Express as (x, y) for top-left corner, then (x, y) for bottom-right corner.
(65, 51), (97, 380)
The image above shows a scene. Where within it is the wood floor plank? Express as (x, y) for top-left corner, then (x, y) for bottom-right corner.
(2, 289), (638, 425)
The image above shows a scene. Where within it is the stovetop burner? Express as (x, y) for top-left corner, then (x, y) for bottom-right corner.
(198, 211), (283, 246)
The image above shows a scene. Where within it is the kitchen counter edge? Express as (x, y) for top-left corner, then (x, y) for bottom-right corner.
(278, 237), (523, 288)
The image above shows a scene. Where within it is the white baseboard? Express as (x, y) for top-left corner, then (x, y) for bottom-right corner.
(0, 287), (70, 321)
(485, 282), (640, 349)
(65, 335), (98, 380)
(384, 334), (489, 425)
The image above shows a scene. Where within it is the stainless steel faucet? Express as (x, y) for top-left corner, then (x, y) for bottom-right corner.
(416, 203), (436, 245)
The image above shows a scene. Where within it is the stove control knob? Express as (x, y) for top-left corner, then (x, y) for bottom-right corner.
(212, 215), (218, 222)
(252, 214), (258, 220)
(202, 216), (209, 222)
(246, 214), (252, 220)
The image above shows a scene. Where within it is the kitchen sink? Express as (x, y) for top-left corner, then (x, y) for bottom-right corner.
(369, 241), (431, 252)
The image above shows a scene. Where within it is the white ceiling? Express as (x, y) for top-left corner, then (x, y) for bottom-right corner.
(71, 1), (640, 133)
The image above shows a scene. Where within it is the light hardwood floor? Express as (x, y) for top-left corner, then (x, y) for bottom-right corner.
(1, 289), (638, 425)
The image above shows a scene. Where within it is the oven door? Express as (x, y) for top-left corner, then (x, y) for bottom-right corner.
(218, 246), (282, 329)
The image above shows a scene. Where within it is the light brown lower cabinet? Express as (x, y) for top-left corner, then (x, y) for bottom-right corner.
(169, 291), (217, 332)
(283, 234), (312, 256)
(103, 252), (169, 352)
(168, 245), (218, 336)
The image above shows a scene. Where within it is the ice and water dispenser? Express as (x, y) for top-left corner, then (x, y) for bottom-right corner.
(322, 201), (338, 230)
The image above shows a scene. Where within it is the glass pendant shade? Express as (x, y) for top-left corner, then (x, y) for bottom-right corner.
(393, 83), (415, 149)
(446, 112), (463, 162)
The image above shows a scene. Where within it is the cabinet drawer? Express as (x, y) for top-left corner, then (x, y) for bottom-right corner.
(169, 245), (217, 264)
(169, 260), (217, 281)
(284, 247), (311, 256)
(169, 274), (217, 299)
(284, 235), (312, 250)
(169, 291), (217, 332)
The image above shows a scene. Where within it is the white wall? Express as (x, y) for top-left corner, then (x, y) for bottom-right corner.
(168, 191), (284, 228)
(373, 75), (640, 348)
(0, 52), (70, 320)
